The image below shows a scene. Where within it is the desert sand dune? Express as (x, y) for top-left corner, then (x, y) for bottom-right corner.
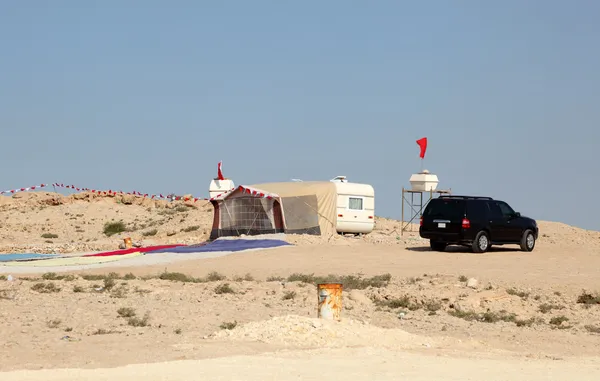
(1, 191), (600, 379)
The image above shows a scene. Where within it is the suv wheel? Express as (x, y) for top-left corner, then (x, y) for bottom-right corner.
(520, 229), (536, 252)
(472, 231), (490, 253)
(430, 240), (447, 252)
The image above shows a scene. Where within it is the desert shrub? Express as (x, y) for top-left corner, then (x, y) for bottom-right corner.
(93, 328), (117, 335)
(585, 325), (600, 334)
(206, 271), (227, 282)
(41, 233), (58, 239)
(103, 221), (126, 236)
(183, 225), (200, 232)
(448, 310), (516, 324)
(214, 283), (235, 294)
(103, 277), (116, 291)
(117, 307), (136, 318)
(31, 283), (61, 293)
(42, 272), (75, 281)
(158, 272), (198, 283)
(46, 319), (61, 328)
(538, 303), (565, 313)
(577, 291), (600, 305)
(506, 288), (530, 299)
(286, 273), (391, 290)
(266, 276), (285, 282)
(142, 229), (158, 237)
(110, 285), (128, 298)
(73, 285), (85, 293)
(220, 321), (237, 330)
(375, 296), (412, 309)
(128, 312), (150, 327)
(549, 316), (569, 326)
(515, 317), (540, 327)
(233, 273), (255, 282)
(282, 291), (297, 300)
(425, 300), (442, 312)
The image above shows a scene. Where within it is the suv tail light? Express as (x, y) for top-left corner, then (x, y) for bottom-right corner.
(420, 215), (423, 226)
(462, 218), (471, 229)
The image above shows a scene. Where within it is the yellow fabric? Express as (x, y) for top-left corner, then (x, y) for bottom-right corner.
(248, 181), (338, 237)
(0, 252), (142, 267)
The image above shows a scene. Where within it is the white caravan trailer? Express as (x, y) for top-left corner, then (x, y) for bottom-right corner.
(330, 176), (375, 235)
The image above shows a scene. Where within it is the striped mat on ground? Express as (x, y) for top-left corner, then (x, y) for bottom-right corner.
(0, 252), (143, 267)
(83, 244), (186, 257)
(0, 253), (60, 262)
(146, 239), (291, 254)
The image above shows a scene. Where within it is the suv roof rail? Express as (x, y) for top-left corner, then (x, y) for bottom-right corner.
(438, 195), (494, 200)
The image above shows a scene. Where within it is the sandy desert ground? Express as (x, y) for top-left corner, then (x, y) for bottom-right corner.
(1, 191), (600, 380)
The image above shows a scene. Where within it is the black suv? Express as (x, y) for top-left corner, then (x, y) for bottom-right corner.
(419, 195), (538, 253)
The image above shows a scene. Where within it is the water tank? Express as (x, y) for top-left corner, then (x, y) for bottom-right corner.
(209, 179), (235, 198)
(409, 170), (439, 192)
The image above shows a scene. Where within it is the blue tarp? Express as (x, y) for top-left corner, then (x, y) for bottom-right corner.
(146, 239), (291, 254)
(0, 253), (60, 262)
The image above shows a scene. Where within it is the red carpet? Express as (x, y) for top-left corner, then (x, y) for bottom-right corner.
(83, 244), (186, 257)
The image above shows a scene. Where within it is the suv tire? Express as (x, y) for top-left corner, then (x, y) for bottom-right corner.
(430, 240), (447, 252)
(472, 231), (490, 253)
(520, 229), (536, 252)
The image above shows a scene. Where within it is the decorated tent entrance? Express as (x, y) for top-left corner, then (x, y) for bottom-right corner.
(210, 182), (337, 239)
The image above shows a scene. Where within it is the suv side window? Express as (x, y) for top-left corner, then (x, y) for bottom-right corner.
(486, 201), (503, 219)
(466, 200), (486, 222)
(497, 201), (515, 217)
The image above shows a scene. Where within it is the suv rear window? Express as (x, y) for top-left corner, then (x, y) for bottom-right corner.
(424, 199), (465, 219)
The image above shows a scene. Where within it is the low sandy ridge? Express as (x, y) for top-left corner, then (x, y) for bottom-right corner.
(2, 191), (600, 379)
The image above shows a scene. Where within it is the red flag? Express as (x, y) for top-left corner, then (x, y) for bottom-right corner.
(217, 161), (225, 180)
(416, 137), (428, 159)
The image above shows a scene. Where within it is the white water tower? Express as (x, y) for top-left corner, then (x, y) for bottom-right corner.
(209, 178), (235, 198)
(409, 169), (439, 192)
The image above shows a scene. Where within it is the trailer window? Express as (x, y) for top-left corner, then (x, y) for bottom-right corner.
(348, 197), (363, 210)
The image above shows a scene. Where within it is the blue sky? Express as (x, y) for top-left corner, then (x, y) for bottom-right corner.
(1, 1), (599, 230)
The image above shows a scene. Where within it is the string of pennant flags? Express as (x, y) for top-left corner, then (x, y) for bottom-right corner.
(0, 182), (229, 202)
(0, 162), (279, 201)
(0, 183), (277, 202)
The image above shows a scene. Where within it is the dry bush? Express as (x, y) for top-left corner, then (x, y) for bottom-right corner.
(205, 271), (227, 282)
(103, 221), (126, 236)
(448, 309), (517, 324)
(46, 319), (61, 328)
(93, 328), (118, 335)
(214, 283), (235, 294)
(282, 291), (296, 300)
(128, 312), (150, 327)
(31, 283), (61, 293)
(506, 288), (530, 299)
(117, 307), (136, 318)
(577, 291), (600, 305)
(110, 285), (128, 298)
(220, 321), (237, 330)
(286, 273), (391, 290)
(233, 273), (255, 282)
(539, 303), (565, 313)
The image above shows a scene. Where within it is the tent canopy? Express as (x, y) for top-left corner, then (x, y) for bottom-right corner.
(210, 181), (337, 239)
